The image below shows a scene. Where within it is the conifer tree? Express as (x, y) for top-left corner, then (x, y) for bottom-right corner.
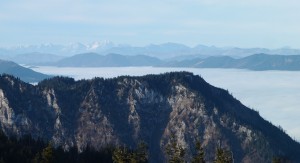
(113, 143), (148, 163)
(112, 146), (129, 163)
(192, 139), (205, 163)
(135, 141), (148, 163)
(214, 148), (233, 163)
(272, 157), (281, 163)
(165, 134), (186, 163)
(33, 143), (54, 163)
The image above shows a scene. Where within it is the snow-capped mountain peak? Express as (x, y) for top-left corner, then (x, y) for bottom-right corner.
(87, 40), (114, 50)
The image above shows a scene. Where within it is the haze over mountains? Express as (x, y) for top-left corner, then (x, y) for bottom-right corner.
(0, 60), (50, 82)
(164, 53), (300, 71)
(16, 52), (300, 71)
(1, 42), (300, 59)
(53, 53), (162, 67)
(1, 42), (300, 71)
(0, 41), (300, 86)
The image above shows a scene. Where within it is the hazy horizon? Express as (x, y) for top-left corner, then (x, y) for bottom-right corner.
(0, 41), (298, 50)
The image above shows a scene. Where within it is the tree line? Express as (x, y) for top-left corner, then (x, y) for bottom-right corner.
(0, 130), (289, 163)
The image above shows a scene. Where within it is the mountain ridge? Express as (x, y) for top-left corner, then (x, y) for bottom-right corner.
(2, 42), (300, 59)
(165, 53), (300, 71)
(0, 72), (299, 162)
(40, 52), (300, 71)
(52, 53), (162, 67)
(0, 59), (50, 82)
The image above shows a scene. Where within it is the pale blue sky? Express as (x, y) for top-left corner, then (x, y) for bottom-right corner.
(1, 0), (300, 48)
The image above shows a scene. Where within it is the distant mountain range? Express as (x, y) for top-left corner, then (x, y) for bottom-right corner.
(0, 72), (299, 162)
(34, 52), (300, 71)
(53, 53), (162, 67)
(165, 53), (300, 71)
(0, 60), (50, 83)
(1, 41), (300, 71)
(1, 42), (300, 59)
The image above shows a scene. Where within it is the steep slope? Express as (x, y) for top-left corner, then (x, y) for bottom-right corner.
(0, 60), (50, 82)
(0, 72), (299, 162)
(54, 53), (162, 67)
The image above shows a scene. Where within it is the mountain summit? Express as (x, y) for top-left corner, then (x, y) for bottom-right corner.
(0, 72), (299, 162)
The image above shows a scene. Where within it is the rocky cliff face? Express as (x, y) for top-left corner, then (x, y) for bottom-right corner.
(0, 72), (299, 162)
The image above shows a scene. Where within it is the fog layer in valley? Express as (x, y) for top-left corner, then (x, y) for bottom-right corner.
(31, 66), (300, 141)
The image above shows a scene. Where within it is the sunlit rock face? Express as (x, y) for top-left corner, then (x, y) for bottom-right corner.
(0, 73), (299, 162)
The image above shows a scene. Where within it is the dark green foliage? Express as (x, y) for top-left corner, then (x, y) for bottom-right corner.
(214, 148), (233, 163)
(0, 131), (46, 163)
(192, 139), (205, 163)
(112, 146), (129, 163)
(135, 142), (148, 163)
(41, 143), (54, 163)
(273, 157), (281, 163)
(0, 130), (114, 163)
(33, 144), (53, 163)
(165, 134), (186, 163)
(112, 142), (148, 163)
(0, 129), (149, 163)
(272, 156), (292, 163)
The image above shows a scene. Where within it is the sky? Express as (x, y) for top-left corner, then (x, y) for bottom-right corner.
(1, 0), (300, 48)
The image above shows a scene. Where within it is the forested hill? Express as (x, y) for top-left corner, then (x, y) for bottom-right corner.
(0, 72), (299, 162)
(0, 59), (50, 82)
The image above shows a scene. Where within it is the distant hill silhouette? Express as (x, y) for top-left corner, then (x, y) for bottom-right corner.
(2, 42), (300, 59)
(165, 53), (300, 70)
(0, 59), (50, 82)
(53, 53), (162, 67)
